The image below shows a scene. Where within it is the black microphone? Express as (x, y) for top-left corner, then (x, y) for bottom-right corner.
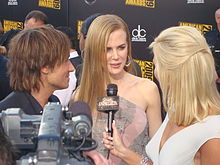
(97, 84), (119, 159)
(106, 84), (118, 137)
(97, 84), (119, 137)
(106, 84), (118, 97)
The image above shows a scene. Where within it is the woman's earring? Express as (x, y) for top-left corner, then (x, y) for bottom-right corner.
(81, 50), (85, 59)
(125, 56), (131, 67)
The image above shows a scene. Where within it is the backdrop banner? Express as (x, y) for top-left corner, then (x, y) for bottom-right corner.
(0, 0), (219, 79)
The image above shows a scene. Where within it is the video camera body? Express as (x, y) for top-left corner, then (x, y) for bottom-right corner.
(0, 102), (96, 165)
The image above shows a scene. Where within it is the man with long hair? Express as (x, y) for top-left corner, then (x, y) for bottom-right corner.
(0, 25), (73, 115)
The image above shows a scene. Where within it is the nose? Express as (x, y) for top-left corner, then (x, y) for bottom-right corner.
(112, 49), (119, 60)
(68, 60), (75, 72)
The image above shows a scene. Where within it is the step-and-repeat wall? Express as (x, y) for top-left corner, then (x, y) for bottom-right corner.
(0, 0), (219, 80)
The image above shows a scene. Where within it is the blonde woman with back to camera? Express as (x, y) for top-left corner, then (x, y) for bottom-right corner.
(103, 26), (220, 165)
(72, 14), (162, 165)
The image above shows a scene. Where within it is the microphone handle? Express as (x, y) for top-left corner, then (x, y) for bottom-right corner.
(107, 111), (115, 159)
(107, 111), (114, 137)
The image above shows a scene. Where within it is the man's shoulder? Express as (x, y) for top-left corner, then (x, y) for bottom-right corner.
(205, 29), (219, 37)
(0, 54), (8, 63)
(0, 91), (26, 111)
(0, 29), (21, 46)
(49, 94), (60, 103)
(0, 54), (8, 75)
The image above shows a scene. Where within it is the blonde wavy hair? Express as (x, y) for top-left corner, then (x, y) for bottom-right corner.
(150, 26), (220, 126)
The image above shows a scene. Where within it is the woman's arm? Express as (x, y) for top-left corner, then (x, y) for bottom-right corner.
(103, 121), (153, 165)
(141, 80), (162, 138)
(200, 138), (220, 165)
(83, 150), (110, 165)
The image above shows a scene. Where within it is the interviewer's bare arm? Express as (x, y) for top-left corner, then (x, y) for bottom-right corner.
(140, 79), (162, 138)
(200, 138), (220, 165)
(103, 122), (153, 165)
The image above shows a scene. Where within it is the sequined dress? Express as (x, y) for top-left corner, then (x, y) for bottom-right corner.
(93, 97), (149, 165)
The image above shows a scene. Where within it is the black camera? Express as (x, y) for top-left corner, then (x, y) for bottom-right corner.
(0, 102), (97, 165)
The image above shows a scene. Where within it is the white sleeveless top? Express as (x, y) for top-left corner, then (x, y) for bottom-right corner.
(145, 115), (220, 165)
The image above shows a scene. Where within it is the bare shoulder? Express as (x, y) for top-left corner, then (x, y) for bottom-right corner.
(127, 74), (160, 103)
(131, 75), (159, 93)
(200, 138), (220, 164)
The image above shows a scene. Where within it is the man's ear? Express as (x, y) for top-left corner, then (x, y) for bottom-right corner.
(41, 66), (51, 74)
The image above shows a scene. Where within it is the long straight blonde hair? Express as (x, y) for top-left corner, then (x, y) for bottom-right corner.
(150, 26), (220, 126)
(76, 14), (132, 115)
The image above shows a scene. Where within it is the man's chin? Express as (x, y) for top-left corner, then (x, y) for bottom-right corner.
(58, 84), (69, 90)
(62, 85), (69, 89)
